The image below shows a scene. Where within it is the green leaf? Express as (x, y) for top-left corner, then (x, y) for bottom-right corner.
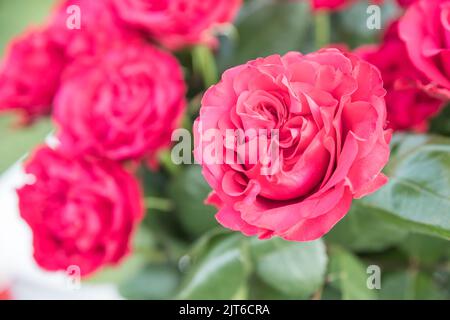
(399, 233), (450, 266)
(85, 253), (147, 286)
(250, 238), (327, 299)
(380, 271), (447, 300)
(140, 168), (169, 198)
(325, 201), (408, 252)
(248, 276), (292, 300)
(321, 286), (342, 300)
(168, 165), (218, 238)
(328, 247), (377, 300)
(187, 228), (232, 259)
(217, 0), (313, 72)
(0, 116), (53, 175)
(176, 233), (250, 300)
(360, 134), (450, 239)
(119, 264), (181, 300)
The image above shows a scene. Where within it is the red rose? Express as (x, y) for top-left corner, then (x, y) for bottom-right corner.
(48, 0), (138, 59)
(194, 49), (391, 241)
(0, 29), (65, 123)
(54, 42), (186, 162)
(111, 0), (242, 50)
(18, 146), (144, 276)
(399, 0), (450, 99)
(356, 22), (444, 131)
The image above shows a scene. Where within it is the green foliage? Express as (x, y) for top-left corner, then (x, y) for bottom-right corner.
(250, 238), (327, 299)
(0, 116), (53, 175)
(119, 264), (181, 300)
(174, 232), (327, 300)
(168, 165), (218, 239)
(398, 234), (450, 267)
(248, 277), (292, 300)
(217, 0), (313, 71)
(0, 0), (55, 53)
(332, 0), (398, 48)
(328, 246), (378, 300)
(176, 233), (251, 300)
(325, 202), (408, 253)
(379, 271), (447, 300)
(192, 45), (218, 88)
(430, 104), (450, 136)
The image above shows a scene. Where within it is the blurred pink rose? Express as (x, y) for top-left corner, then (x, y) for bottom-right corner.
(48, 0), (138, 59)
(396, 0), (416, 8)
(399, 0), (450, 99)
(0, 283), (10, 300)
(356, 22), (444, 131)
(0, 290), (10, 300)
(54, 42), (186, 162)
(18, 146), (144, 276)
(194, 49), (391, 241)
(0, 29), (65, 123)
(111, 0), (242, 50)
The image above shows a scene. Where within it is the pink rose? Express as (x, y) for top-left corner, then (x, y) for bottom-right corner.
(194, 49), (391, 241)
(110, 0), (242, 50)
(18, 146), (144, 276)
(396, 0), (416, 8)
(54, 42), (186, 162)
(48, 0), (138, 59)
(356, 22), (444, 131)
(399, 0), (450, 99)
(0, 29), (65, 123)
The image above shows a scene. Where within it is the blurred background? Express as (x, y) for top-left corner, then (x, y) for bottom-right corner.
(0, 0), (449, 300)
(0, 0), (120, 299)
